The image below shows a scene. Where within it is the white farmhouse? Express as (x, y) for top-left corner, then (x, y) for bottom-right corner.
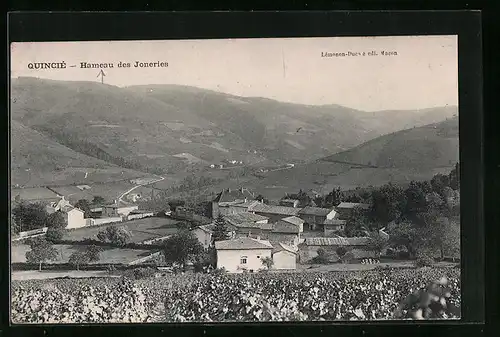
(192, 223), (216, 249)
(59, 205), (86, 229)
(215, 237), (273, 273)
(272, 242), (297, 270)
(103, 200), (139, 217)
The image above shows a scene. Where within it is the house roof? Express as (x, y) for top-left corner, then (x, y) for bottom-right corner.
(227, 221), (273, 231)
(213, 188), (255, 203)
(336, 202), (370, 210)
(249, 203), (301, 216)
(299, 206), (334, 216)
(280, 199), (299, 205)
(196, 224), (216, 233)
(323, 219), (347, 225)
(234, 200), (261, 209)
(224, 212), (269, 225)
(272, 242), (297, 254)
(272, 222), (301, 234)
(215, 237), (273, 250)
(281, 216), (305, 226)
(60, 205), (84, 214)
(105, 200), (133, 208)
(304, 236), (370, 246)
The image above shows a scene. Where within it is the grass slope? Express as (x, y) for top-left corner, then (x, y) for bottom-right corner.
(11, 77), (457, 192)
(251, 118), (459, 198)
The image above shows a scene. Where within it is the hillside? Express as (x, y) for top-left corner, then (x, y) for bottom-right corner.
(252, 117), (459, 199)
(11, 77), (457, 189)
(321, 117), (459, 169)
(10, 120), (148, 187)
(128, 84), (457, 161)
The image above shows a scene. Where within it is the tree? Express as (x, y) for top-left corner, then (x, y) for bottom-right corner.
(12, 201), (49, 233)
(168, 199), (185, 212)
(162, 230), (204, 272)
(441, 220), (460, 260)
(45, 211), (66, 229)
(85, 245), (102, 263)
(92, 196), (106, 206)
(344, 206), (370, 237)
(68, 245), (102, 270)
(255, 194), (269, 204)
(97, 226), (132, 247)
(431, 173), (450, 196)
(44, 211), (67, 242)
(449, 162), (460, 190)
(324, 187), (344, 207)
(366, 231), (389, 258)
(261, 256), (274, 270)
(387, 221), (421, 259)
(74, 199), (92, 218)
(68, 251), (88, 271)
(25, 237), (58, 271)
(336, 246), (347, 258)
(404, 181), (430, 217)
(212, 214), (230, 242)
(371, 183), (406, 224)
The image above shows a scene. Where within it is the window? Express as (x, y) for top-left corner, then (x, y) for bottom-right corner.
(240, 256), (247, 264)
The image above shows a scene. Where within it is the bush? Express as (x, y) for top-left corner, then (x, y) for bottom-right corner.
(397, 250), (410, 260)
(11, 268), (461, 323)
(341, 251), (355, 263)
(11, 278), (148, 323)
(131, 267), (157, 280)
(415, 253), (435, 268)
(386, 248), (396, 257)
(336, 246), (347, 258)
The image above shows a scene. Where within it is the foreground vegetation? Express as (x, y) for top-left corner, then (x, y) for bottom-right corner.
(11, 267), (460, 323)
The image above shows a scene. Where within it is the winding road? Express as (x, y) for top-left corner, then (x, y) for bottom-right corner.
(118, 176), (165, 204)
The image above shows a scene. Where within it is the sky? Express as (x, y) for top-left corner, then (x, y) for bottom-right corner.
(10, 35), (458, 111)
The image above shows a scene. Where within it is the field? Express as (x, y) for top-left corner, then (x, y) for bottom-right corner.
(11, 244), (154, 265)
(11, 187), (60, 202)
(11, 267), (461, 323)
(63, 217), (180, 244)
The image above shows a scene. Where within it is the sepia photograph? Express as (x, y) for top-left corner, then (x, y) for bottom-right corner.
(10, 36), (461, 323)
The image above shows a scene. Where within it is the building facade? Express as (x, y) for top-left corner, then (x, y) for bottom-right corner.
(103, 201), (139, 217)
(192, 224), (216, 249)
(215, 237), (273, 273)
(64, 207), (86, 229)
(298, 207), (337, 231)
(272, 243), (297, 270)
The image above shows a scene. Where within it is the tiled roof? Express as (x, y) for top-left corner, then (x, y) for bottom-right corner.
(323, 219), (347, 225)
(224, 212), (269, 225)
(304, 236), (370, 246)
(196, 224), (216, 233)
(336, 202), (370, 210)
(249, 204), (301, 216)
(236, 200), (261, 208)
(281, 216), (305, 226)
(272, 242), (297, 254)
(215, 237), (273, 250)
(213, 188), (255, 203)
(272, 222), (301, 234)
(299, 206), (334, 216)
(105, 201), (133, 208)
(60, 205), (83, 213)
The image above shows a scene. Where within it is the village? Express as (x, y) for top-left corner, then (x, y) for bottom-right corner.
(11, 183), (398, 276)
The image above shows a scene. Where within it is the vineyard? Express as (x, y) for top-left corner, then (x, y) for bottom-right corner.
(11, 267), (460, 323)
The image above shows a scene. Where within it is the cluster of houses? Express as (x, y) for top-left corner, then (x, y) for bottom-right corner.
(42, 196), (153, 230)
(192, 187), (385, 273)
